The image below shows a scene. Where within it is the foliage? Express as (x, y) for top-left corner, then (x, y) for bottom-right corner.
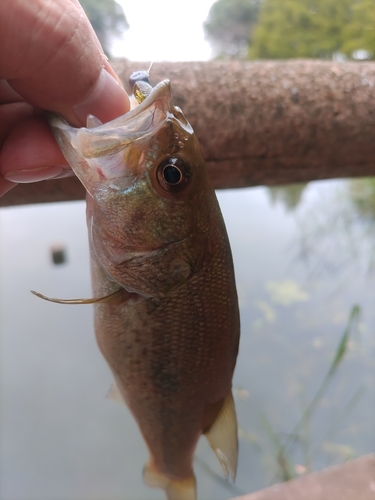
(249, 0), (375, 59)
(250, 0), (350, 59)
(79, 0), (129, 57)
(203, 0), (261, 59)
(342, 0), (375, 58)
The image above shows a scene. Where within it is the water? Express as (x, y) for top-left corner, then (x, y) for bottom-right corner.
(0, 179), (374, 500)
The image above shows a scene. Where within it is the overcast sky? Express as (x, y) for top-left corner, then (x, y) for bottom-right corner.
(113, 0), (215, 61)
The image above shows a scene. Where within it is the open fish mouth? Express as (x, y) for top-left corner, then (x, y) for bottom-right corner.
(51, 81), (172, 157)
(49, 80), (193, 195)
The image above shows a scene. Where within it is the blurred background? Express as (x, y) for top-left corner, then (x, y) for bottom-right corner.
(0, 1), (374, 499)
(80, 0), (374, 61)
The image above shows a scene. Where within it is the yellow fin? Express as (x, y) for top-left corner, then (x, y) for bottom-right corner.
(143, 462), (196, 500)
(204, 391), (238, 481)
(30, 288), (126, 305)
(106, 382), (125, 404)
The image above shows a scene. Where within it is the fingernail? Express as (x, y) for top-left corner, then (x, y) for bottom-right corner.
(54, 169), (75, 179)
(0, 178), (16, 197)
(5, 166), (64, 183)
(74, 68), (129, 125)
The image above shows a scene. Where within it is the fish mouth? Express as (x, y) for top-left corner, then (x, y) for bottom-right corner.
(49, 80), (174, 155)
(49, 80), (192, 196)
(68, 80), (175, 159)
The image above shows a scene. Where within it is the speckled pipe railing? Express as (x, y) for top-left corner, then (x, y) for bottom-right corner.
(2, 60), (374, 207)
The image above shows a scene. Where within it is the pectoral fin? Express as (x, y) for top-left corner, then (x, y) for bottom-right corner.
(31, 288), (127, 305)
(204, 391), (238, 482)
(143, 461), (196, 500)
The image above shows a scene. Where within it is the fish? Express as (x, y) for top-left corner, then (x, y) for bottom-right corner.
(34, 70), (240, 500)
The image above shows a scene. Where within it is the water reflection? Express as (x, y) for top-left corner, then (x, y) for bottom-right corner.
(349, 178), (375, 221)
(292, 178), (375, 276)
(267, 183), (308, 212)
(0, 179), (374, 500)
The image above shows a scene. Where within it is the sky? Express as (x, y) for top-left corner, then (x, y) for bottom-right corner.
(113, 0), (216, 61)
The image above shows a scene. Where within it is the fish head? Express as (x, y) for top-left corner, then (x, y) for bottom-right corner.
(50, 80), (217, 297)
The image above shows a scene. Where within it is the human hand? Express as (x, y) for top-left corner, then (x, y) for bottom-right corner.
(0, 0), (130, 197)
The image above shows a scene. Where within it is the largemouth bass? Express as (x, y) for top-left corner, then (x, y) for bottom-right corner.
(35, 71), (240, 500)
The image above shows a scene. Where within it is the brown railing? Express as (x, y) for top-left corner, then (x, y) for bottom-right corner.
(2, 60), (374, 207)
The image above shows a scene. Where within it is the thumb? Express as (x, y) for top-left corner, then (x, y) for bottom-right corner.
(0, 0), (130, 125)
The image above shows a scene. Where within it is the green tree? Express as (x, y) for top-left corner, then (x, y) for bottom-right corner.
(79, 0), (129, 57)
(342, 0), (375, 58)
(204, 0), (261, 59)
(250, 0), (374, 60)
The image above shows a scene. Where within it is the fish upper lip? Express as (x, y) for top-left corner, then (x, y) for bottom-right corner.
(85, 80), (172, 133)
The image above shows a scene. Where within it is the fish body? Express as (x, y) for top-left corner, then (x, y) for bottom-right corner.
(49, 77), (240, 499)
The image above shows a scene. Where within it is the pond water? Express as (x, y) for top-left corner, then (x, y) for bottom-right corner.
(0, 179), (374, 500)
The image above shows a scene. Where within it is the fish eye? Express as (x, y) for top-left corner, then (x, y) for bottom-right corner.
(163, 165), (182, 184)
(156, 158), (190, 193)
